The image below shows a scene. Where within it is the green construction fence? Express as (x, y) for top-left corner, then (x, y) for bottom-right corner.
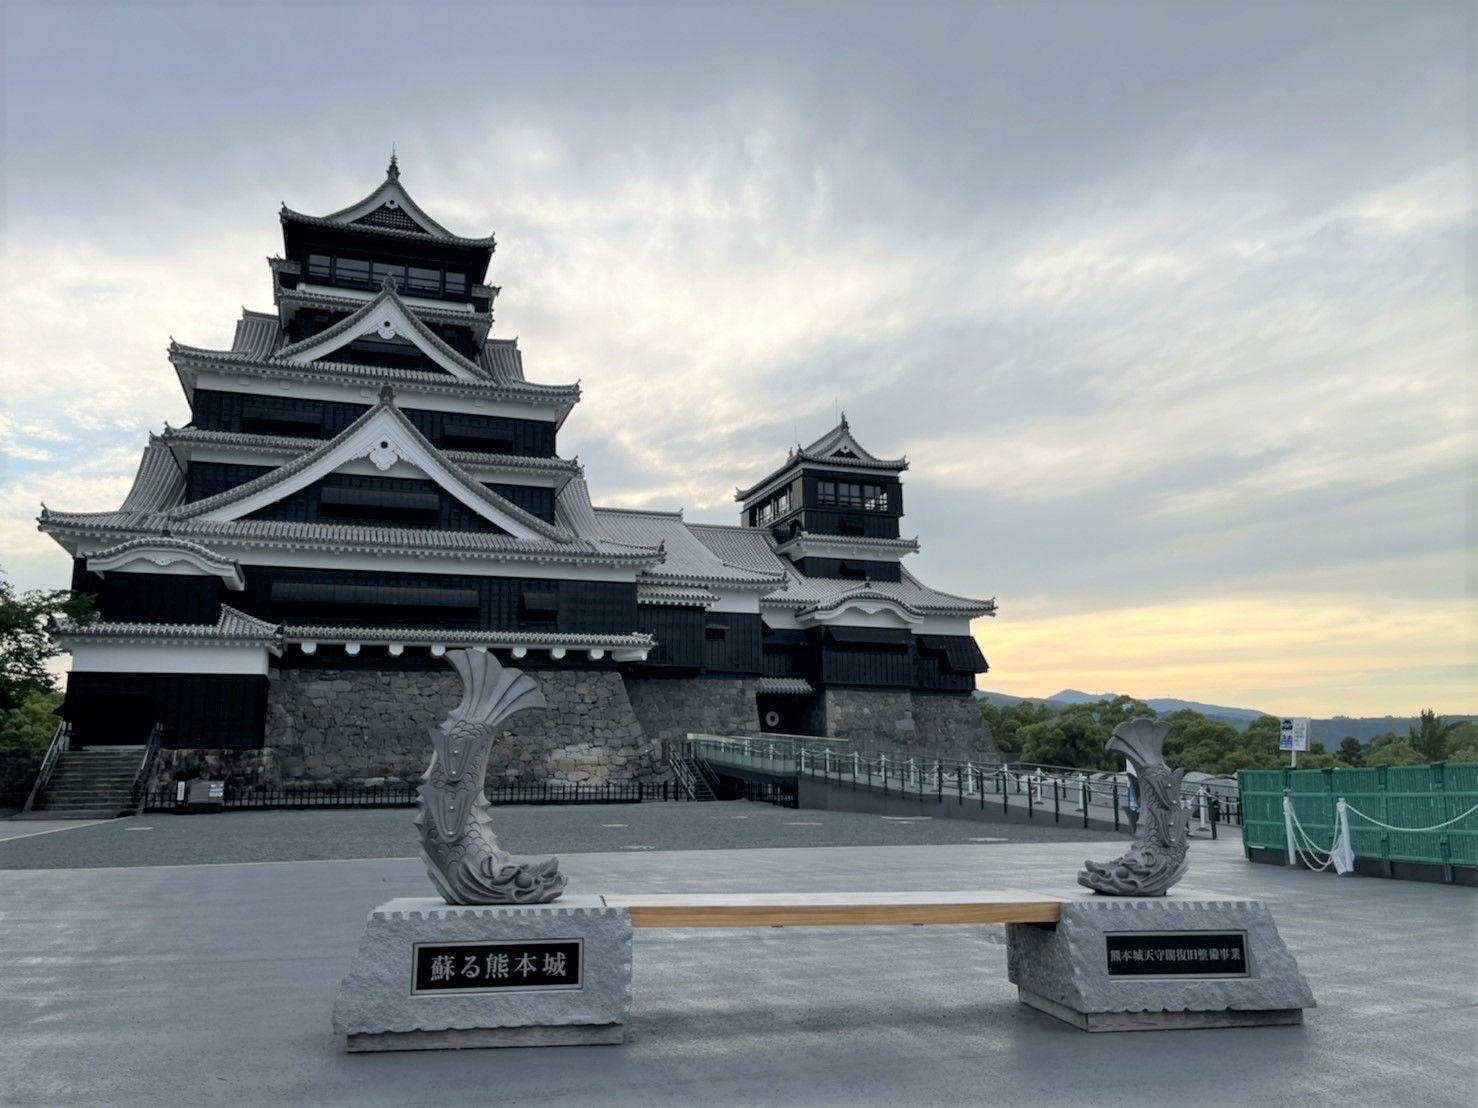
(1239, 761), (1478, 878)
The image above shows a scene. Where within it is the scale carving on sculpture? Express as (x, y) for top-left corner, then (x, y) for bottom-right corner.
(1078, 718), (1190, 897)
(415, 649), (566, 905)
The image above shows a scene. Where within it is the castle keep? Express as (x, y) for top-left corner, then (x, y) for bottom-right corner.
(38, 158), (998, 786)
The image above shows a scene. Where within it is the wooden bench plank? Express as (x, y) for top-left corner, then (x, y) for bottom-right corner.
(601, 891), (1064, 928)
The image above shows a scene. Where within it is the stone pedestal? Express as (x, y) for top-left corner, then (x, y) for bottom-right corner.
(1006, 899), (1315, 1032)
(332, 896), (631, 1051)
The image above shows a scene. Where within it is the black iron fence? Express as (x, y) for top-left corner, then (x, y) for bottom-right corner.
(145, 779), (674, 812)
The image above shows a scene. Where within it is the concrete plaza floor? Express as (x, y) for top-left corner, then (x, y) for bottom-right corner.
(2, 810), (1474, 1106)
(0, 799), (1127, 869)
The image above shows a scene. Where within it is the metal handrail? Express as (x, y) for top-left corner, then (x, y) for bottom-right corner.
(684, 735), (1242, 826)
(21, 720), (71, 814)
(669, 753), (701, 800)
(128, 724), (164, 815)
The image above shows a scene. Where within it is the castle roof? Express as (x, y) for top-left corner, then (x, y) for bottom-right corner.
(54, 604), (282, 651)
(158, 425), (580, 486)
(734, 415), (909, 502)
(279, 155), (496, 250)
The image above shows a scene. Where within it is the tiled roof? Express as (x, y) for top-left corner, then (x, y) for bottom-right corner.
(756, 677), (814, 696)
(734, 417), (909, 501)
(799, 418), (905, 468)
(274, 284), (493, 341)
(270, 281), (488, 380)
(480, 339), (525, 383)
(762, 562), (996, 620)
(279, 159), (494, 249)
(169, 342), (580, 408)
(159, 426), (581, 482)
(118, 439), (187, 514)
(40, 513), (663, 567)
(231, 311), (282, 358)
(594, 509), (785, 589)
(637, 584), (718, 607)
(686, 523), (789, 576)
(87, 534), (232, 565)
(281, 625), (654, 651)
(54, 604), (282, 648)
(772, 531), (920, 556)
(167, 397), (570, 542)
(280, 208), (496, 248)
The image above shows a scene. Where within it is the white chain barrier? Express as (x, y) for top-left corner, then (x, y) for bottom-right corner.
(1281, 794), (1478, 875)
(1282, 795), (1355, 874)
(1342, 801), (1478, 834)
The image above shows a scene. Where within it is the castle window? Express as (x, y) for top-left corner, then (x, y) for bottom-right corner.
(307, 254), (332, 279)
(817, 481), (888, 512)
(704, 623), (728, 641)
(406, 267), (441, 294)
(445, 272), (468, 296)
(371, 262), (406, 286)
(753, 487), (792, 526)
(335, 257), (371, 285)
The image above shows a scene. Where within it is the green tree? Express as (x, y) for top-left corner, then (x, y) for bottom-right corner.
(0, 689), (64, 749)
(1446, 723), (1478, 765)
(1408, 709), (1460, 762)
(0, 570), (93, 712)
(1336, 737), (1364, 766)
(1366, 740), (1425, 767)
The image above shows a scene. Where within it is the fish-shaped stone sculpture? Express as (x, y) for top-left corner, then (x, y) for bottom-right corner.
(1079, 718), (1190, 897)
(414, 649), (567, 904)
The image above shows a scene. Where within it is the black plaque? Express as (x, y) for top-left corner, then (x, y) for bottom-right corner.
(1105, 931), (1248, 978)
(412, 939), (582, 994)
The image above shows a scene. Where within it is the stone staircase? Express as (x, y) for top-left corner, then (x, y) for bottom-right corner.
(25, 747), (147, 818)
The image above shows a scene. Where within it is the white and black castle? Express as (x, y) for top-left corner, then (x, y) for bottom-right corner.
(39, 158), (998, 786)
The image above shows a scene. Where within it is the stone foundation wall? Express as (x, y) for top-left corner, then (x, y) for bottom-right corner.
(909, 693), (1001, 763)
(625, 676), (761, 752)
(822, 689), (1000, 761)
(263, 667), (663, 786)
(150, 749), (282, 789)
(822, 688), (917, 747)
(0, 747), (43, 808)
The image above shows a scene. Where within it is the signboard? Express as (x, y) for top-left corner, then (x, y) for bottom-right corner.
(411, 939), (582, 995)
(1278, 718), (1310, 753)
(1105, 932), (1249, 978)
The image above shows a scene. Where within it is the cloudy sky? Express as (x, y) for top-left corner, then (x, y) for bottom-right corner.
(0, 1), (1470, 716)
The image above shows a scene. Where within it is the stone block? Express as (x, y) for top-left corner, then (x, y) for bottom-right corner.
(332, 896), (632, 1051)
(1006, 899), (1315, 1031)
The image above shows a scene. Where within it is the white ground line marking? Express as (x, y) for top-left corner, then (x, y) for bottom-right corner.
(785, 822), (824, 826)
(881, 816), (933, 822)
(711, 815), (749, 820)
(968, 837), (1009, 843)
(621, 845), (655, 850)
(124, 827), (154, 832)
(600, 823), (628, 828)
(0, 819), (116, 841)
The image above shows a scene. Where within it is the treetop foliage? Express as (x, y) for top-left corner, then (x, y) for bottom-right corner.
(981, 697), (1478, 775)
(0, 569), (94, 714)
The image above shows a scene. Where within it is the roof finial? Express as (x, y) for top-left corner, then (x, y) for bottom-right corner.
(378, 382), (396, 404)
(387, 146), (400, 179)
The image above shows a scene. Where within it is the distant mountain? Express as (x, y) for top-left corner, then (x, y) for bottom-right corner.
(975, 689), (1262, 729)
(973, 690), (1476, 743)
(1310, 716), (1477, 745)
